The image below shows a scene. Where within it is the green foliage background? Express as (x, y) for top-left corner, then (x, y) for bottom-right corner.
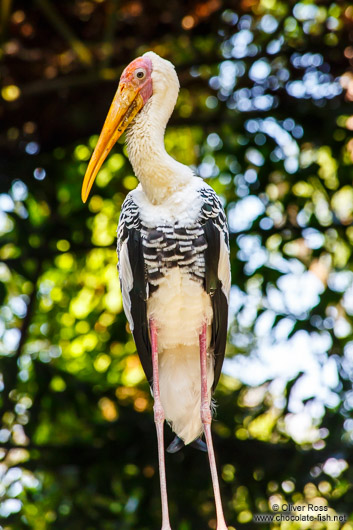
(1, 0), (353, 528)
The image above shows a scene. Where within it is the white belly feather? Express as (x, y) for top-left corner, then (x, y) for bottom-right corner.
(147, 267), (213, 443)
(147, 268), (212, 348)
(147, 268), (214, 443)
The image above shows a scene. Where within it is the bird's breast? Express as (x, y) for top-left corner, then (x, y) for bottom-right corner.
(142, 219), (212, 348)
(142, 223), (207, 286)
(125, 179), (209, 287)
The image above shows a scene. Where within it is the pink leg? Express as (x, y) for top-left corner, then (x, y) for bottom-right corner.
(150, 319), (172, 530)
(199, 322), (228, 530)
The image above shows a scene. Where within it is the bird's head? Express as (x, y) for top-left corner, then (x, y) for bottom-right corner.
(81, 52), (178, 203)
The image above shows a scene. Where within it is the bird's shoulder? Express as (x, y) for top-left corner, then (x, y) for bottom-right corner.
(117, 191), (141, 250)
(119, 190), (140, 220)
(197, 182), (225, 217)
(196, 181), (229, 250)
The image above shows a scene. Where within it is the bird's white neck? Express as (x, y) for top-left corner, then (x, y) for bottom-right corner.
(125, 63), (193, 205)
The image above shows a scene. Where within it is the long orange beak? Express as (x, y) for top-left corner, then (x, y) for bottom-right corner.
(81, 83), (144, 203)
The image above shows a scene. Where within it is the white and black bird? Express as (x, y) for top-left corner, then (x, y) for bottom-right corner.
(82, 52), (230, 530)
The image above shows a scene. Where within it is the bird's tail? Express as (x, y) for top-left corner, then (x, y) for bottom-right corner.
(158, 344), (214, 445)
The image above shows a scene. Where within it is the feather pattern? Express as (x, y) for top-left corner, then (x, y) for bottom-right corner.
(117, 177), (230, 443)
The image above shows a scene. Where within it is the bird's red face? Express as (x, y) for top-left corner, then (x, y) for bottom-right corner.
(120, 56), (153, 104)
(81, 56), (153, 203)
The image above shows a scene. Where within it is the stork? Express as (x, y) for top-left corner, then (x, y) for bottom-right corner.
(82, 52), (230, 530)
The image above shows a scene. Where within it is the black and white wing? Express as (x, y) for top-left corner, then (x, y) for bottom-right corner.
(117, 194), (153, 383)
(198, 185), (230, 391)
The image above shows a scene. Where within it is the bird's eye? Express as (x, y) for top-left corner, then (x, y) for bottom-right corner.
(135, 69), (146, 80)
